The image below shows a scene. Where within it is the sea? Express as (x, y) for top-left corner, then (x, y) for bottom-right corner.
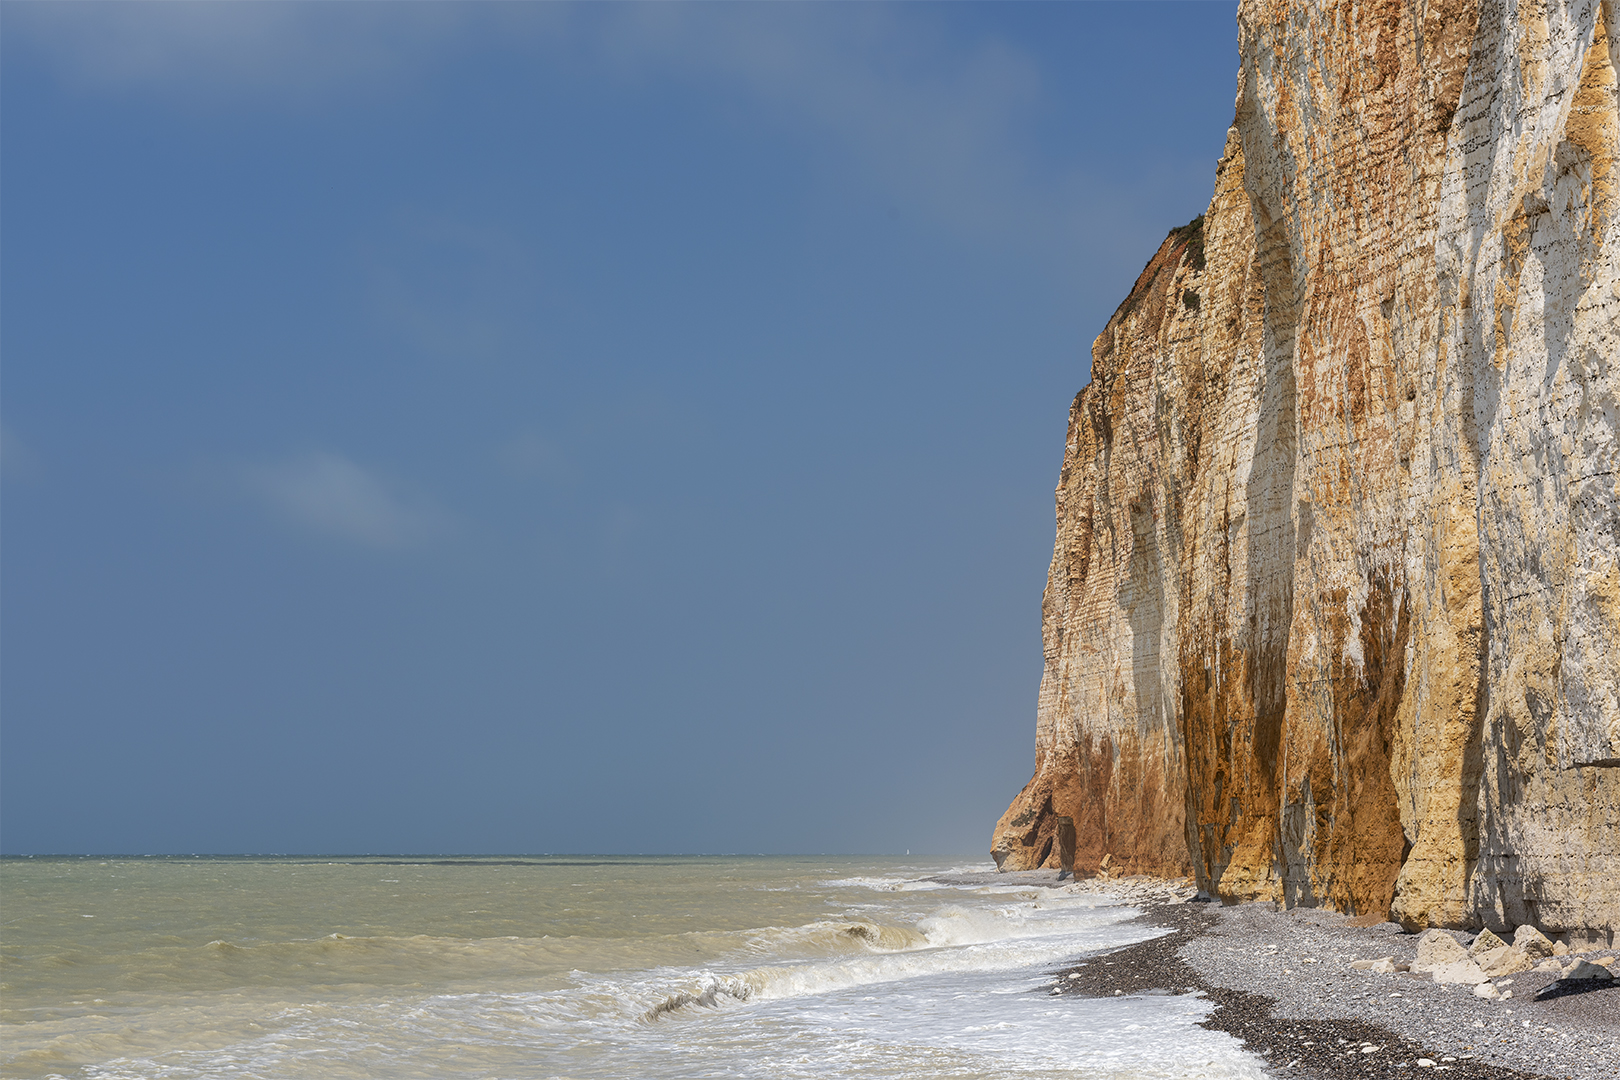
(0, 855), (1268, 1079)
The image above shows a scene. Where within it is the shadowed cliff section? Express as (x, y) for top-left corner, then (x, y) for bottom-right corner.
(992, 0), (1619, 938)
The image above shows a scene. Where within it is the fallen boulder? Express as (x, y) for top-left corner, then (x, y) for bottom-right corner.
(1432, 959), (1490, 985)
(1562, 959), (1615, 981)
(1351, 956), (1396, 972)
(1475, 945), (1532, 977)
(1468, 928), (1506, 956)
(1512, 925), (1555, 960)
(1414, 930), (1468, 973)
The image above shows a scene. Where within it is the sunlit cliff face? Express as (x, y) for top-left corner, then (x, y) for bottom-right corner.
(994, 0), (1620, 939)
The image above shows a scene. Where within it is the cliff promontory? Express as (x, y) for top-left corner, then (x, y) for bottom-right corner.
(993, 0), (1619, 939)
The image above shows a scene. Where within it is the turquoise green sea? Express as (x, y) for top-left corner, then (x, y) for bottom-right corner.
(1, 855), (1265, 1079)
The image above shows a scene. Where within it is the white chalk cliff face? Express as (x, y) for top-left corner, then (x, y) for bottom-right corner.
(993, 0), (1619, 939)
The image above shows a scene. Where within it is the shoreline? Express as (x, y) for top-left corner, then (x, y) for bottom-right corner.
(1014, 875), (1620, 1080)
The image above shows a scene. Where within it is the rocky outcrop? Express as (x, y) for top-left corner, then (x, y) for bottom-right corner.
(993, 0), (1619, 939)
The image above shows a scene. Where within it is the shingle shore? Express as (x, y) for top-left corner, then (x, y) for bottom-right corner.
(1063, 887), (1618, 1080)
(935, 870), (1619, 1079)
(1177, 900), (1619, 1078)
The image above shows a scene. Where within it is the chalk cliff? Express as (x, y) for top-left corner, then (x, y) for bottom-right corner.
(993, 0), (1619, 939)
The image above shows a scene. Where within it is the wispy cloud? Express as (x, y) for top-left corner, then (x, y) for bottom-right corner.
(241, 451), (450, 549)
(8, 2), (1076, 248)
(593, 4), (1053, 245)
(3, 0), (483, 101)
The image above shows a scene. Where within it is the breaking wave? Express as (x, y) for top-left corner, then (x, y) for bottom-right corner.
(3, 856), (1269, 1080)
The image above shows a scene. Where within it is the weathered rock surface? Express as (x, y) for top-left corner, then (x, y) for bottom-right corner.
(1434, 957), (1493, 984)
(1436, 957), (1494, 984)
(1514, 923), (1556, 957)
(1475, 943), (1534, 975)
(1415, 928), (1469, 972)
(1563, 957), (1616, 979)
(1351, 954), (1399, 971)
(992, 0), (1620, 939)
(1467, 927), (1507, 956)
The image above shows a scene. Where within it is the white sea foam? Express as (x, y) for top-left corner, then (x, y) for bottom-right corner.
(819, 874), (954, 891)
(2, 856), (1266, 1079)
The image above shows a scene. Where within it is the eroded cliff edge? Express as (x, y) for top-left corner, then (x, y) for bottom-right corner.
(992, 0), (1619, 938)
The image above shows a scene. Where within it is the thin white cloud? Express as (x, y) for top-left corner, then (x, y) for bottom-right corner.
(3, 0), (485, 101)
(8, 2), (1076, 248)
(7, 0), (1216, 296)
(595, 4), (1054, 245)
(242, 451), (449, 549)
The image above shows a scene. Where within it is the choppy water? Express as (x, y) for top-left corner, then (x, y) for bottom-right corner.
(1, 856), (1267, 1079)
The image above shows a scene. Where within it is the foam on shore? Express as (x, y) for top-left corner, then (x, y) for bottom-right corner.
(1, 855), (1268, 1080)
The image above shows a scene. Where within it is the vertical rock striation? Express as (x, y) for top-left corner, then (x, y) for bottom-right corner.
(992, 0), (1619, 938)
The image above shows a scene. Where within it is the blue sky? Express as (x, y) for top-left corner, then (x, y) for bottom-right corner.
(2, 1), (1238, 855)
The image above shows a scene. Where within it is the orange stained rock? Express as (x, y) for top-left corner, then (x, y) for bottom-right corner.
(992, 0), (1619, 938)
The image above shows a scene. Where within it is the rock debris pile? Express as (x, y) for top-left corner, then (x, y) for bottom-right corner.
(1402, 926), (1618, 1002)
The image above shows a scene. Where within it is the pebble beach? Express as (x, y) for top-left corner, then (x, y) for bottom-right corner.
(1020, 874), (1620, 1080)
